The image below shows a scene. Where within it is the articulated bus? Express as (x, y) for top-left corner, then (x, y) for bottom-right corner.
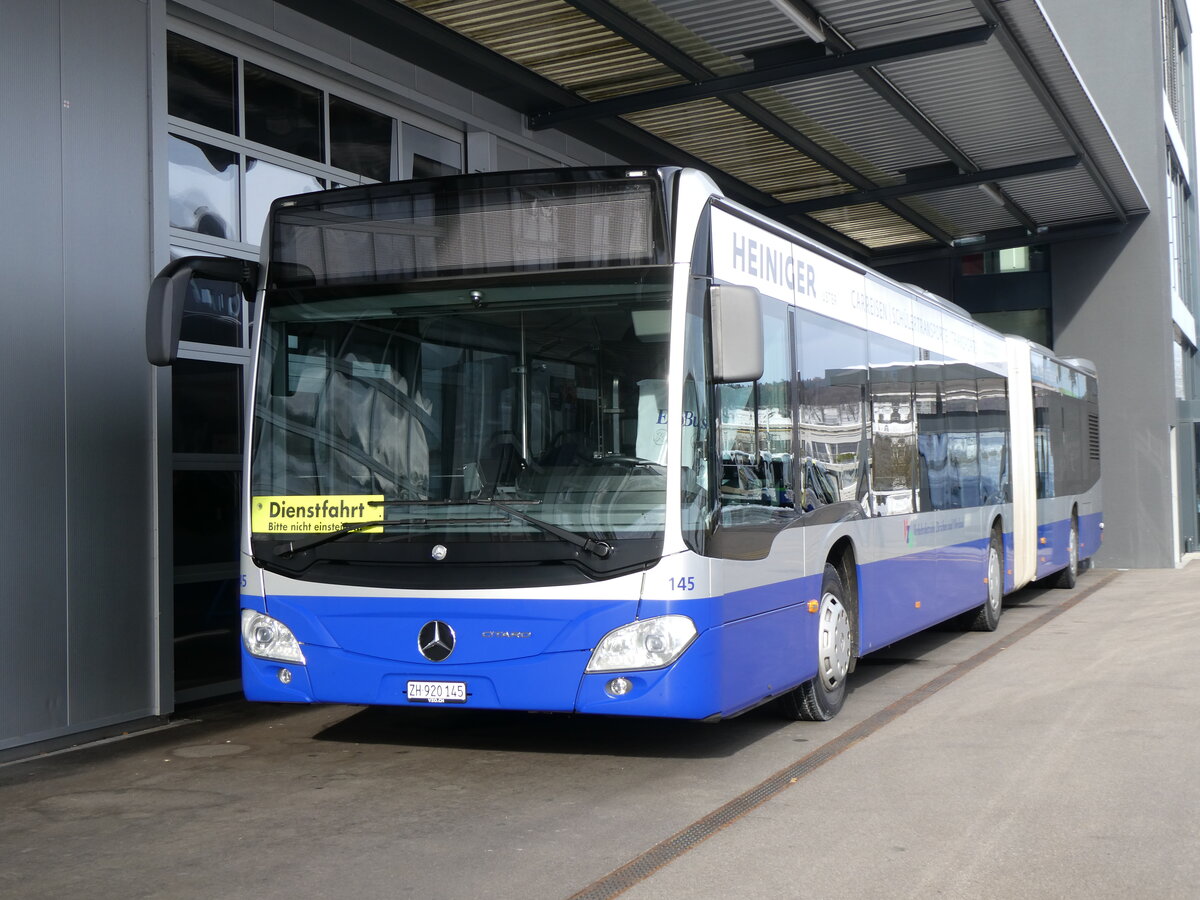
(148, 166), (1100, 721)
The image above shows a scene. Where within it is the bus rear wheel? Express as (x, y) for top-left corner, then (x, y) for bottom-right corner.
(778, 563), (852, 721)
(1054, 515), (1079, 589)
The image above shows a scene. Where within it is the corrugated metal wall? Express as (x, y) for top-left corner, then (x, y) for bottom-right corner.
(0, 0), (157, 752)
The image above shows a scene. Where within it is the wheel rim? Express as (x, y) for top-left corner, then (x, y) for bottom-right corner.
(817, 591), (851, 690)
(1068, 523), (1078, 576)
(987, 544), (1002, 614)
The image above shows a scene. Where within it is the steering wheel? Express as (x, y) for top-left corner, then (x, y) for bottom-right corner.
(538, 430), (592, 466)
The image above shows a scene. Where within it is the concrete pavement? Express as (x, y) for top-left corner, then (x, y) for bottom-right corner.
(1, 564), (1197, 899)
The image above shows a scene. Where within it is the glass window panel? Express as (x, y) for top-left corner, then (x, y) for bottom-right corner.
(412, 155), (460, 179)
(973, 309), (1050, 347)
(167, 32), (237, 134)
(869, 333), (915, 516)
(944, 369), (979, 509)
(796, 312), (867, 511)
(716, 380), (762, 505)
(978, 376), (1009, 504)
(402, 122), (461, 179)
(173, 470), (241, 566)
(172, 358), (243, 454)
(244, 62), (324, 161)
(171, 247), (245, 348)
(168, 134), (239, 241)
(244, 158), (323, 247)
(172, 578), (241, 691)
(915, 368), (945, 511)
(681, 282), (712, 552)
(757, 303), (793, 508)
(330, 95), (393, 182)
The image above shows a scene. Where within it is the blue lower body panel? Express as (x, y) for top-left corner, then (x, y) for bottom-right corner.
(576, 595), (819, 719)
(858, 536), (990, 653)
(241, 579), (825, 720)
(1036, 510), (1103, 580)
(244, 644), (589, 710)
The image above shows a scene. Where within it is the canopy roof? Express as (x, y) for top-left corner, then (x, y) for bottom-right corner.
(283, 0), (1147, 264)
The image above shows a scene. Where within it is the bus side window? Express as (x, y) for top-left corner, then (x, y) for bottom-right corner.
(978, 375), (1009, 505)
(796, 310), (867, 511)
(715, 299), (793, 512)
(915, 370), (943, 512)
(867, 330), (916, 517)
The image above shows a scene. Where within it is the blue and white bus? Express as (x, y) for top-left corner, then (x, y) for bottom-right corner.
(148, 166), (1101, 721)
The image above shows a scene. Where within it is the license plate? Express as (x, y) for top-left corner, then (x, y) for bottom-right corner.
(406, 680), (467, 704)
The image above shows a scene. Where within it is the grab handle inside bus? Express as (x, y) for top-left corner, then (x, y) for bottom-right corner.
(710, 283), (764, 384)
(146, 256), (261, 366)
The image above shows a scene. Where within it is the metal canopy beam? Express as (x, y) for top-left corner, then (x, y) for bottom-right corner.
(561, 0), (959, 247)
(781, 0), (1040, 233)
(870, 218), (1136, 267)
(529, 23), (996, 130)
(969, 0), (1129, 223)
(773, 155), (1081, 215)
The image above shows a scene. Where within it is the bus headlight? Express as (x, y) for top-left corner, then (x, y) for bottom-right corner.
(586, 615), (697, 673)
(241, 610), (306, 664)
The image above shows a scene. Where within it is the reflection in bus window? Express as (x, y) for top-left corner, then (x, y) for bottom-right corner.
(868, 333), (916, 516)
(945, 367), (980, 509)
(796, 311), (867, 512)
(716, 301), (793, 516)
(978, 376), (1009, 504)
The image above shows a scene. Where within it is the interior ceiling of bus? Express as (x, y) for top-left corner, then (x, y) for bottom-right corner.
(282, 0), (1149, 265)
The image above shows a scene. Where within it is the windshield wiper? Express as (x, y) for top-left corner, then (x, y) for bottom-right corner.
(460, 498), (612, 559)
(268, 499), (612, 560)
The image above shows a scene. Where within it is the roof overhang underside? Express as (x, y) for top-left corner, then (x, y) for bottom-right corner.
(280, 0), (1148, 265)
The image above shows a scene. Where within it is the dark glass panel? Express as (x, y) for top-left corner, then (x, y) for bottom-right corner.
(167, 32), (237, 134)
(403, 122), (461, 178)
(244, 62), (324, 161)
(330, 95), (393, 182)
(173, 470), (241, 566)
(172, 358), (242, 454)
(173, 578), (241, 691)
(171, 247), (244, 347)
(411, 155), (460, 179)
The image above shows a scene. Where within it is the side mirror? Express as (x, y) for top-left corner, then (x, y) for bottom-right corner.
(710, 283), (764, 384)
(146, 256), (260, 366)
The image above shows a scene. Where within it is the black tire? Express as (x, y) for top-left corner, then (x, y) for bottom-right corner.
(965, 529), (1004, 632)
(1054, 515), (1079, 589)
(778, 563), (853, 721)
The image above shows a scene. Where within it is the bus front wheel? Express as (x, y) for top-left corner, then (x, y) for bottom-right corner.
(778, 563), (852, 721)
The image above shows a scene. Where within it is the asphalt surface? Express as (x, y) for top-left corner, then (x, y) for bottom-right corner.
(2, 564), (1197, 899)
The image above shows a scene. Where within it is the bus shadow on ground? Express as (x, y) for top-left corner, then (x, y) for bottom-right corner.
(311, 700), (792, 760)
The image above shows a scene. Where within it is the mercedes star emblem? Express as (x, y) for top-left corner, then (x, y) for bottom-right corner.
(431, 544), (448, 561)
(418, 620), (456, 661)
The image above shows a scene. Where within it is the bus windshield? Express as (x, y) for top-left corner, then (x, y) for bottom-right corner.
(249, 269), (673, 567)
